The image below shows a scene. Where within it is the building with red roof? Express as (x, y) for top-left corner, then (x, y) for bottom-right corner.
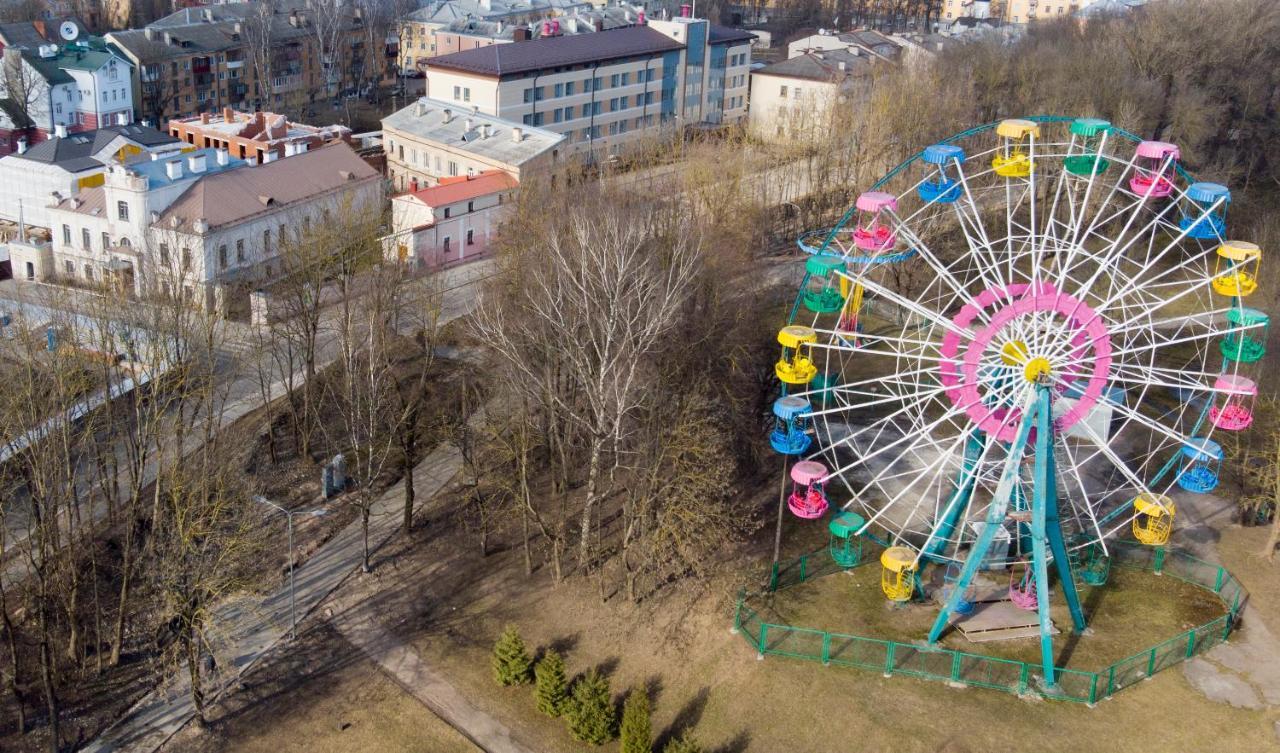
(388, 169), (518, 269)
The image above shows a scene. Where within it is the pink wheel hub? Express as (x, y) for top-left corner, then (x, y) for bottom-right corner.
(939, 282), (1113, 442)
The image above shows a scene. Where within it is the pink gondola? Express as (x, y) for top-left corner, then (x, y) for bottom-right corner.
(1210, 373), (1257, 431)
(1009, 567), (1039, 611)
(1129, 141), (1180, 198)
(787, 460), (829, 519)
(852, 191), (898, 252)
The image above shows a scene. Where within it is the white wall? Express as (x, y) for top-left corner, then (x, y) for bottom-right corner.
(748, 72), (837, 142)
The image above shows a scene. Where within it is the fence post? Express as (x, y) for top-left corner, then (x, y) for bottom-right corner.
(1018, 662), (1029, 693)
(1153, 546), (1165, 575)
(884, 641), (896, 677)
(1088, 673), (1099, 705)
(822, 632), (831, 665)
(1223, 614), (1234, 641)
(950, 651), (963, 684)
(800, 554), (807, 583)
(732, 589), (743, 635)
(769, 562), (779, 592)
(1106, 664), (1116, 696)
(1186, 628), (1197, 658)
(1146, 647), (1157, 677)
(757, 624), (769, 659)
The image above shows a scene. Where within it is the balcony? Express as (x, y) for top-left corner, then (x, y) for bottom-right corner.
(271, 74), (304, 94)
(192, 58), (212, 74)
(225, 59), (245, 70)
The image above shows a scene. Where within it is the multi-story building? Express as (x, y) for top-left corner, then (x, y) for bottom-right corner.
(167, 107), (352, 163)
(748, 48), (869, 143)
(387, 168), (517, 268)
(44, 145), (245, 293)
(0, 38), (136, 151)
(106, 1), (394, 127)
(0, 123), (179, 230)
(382, 96), (564, 191)
(422, 13), (753, 157)
(37, 141), (381, 308)
(941, 0), (1097, 25)
(398, 0), (594, 72)
(786, 29), (903, 61)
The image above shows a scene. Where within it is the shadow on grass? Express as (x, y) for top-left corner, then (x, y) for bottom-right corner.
(655, 685), (709, 750)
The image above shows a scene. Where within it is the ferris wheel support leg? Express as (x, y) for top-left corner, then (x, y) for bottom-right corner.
(922, 431), (983, 563)
(927, 402), (1039, 645)
(1031, 386), (1058, 688)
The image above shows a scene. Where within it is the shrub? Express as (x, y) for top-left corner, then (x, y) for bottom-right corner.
(565, 668), (615, 744)
(663, 731), (704, 753)
(619, 687), (652, 753)
(534, 649), (569, 716)
(491, 625), (533, 686)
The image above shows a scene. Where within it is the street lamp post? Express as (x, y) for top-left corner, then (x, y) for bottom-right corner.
(254, 495), (326, 639)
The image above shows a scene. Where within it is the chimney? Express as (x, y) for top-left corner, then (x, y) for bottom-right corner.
(164, 31), (175, 46)
(552, 19), (560, 35)
(246, 155), (258, 167)
(465, 117), (474, 132)
(54, 123), (67, 138)
(415, 101), (426, 117)
(638, 9), (646, 24)
(442, 108), (453, 123)
(222, 106), (233, 122)
(681, 3), (691, 17)
(296, 141), (308, 153)
(594, 18), (604, 31)
(165, 160), (183, 180)
(70, 197), (80, 209)
(513, 26), (530, 42)
(262, 150), (275, 164)
(188, 153), (207, 173)
(216, 148), (229, 166)
(144, 27), (156, 41)
(481, 123), (491, 139)
(542, 20), (552, 37)
(201, 8), (212, 22)
(200, 112), (211, 124)
(511, 126), (523, 142)
(233, 21), (242, 34)
(16, 137), (27, 154)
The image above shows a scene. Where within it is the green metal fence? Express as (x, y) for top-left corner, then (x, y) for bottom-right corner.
(735, 541), (1247, 705)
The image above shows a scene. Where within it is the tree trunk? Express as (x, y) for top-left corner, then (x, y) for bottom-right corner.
(110, 522), (135, 667)
(0, 579), (25, 735)
(361, 507), (372, 573)
(402, 450), (416, 534)
(185, 630), (206, 728)
(578, 435), (605, 568)
(37, 598), (57, 753)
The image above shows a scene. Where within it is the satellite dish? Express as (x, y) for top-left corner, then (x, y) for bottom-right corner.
(59, 21), (79, 42)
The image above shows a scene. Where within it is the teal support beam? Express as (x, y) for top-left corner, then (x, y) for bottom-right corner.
(923, 430), (983, 562)
(928, 399), (1039, 644)
(1039, 392), (1086, 634)
(1031, 386), (1057, 687)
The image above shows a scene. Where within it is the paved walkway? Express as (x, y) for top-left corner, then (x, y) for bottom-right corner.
(1173, 488), (1280, 711)
(329, 576), (537, 753)
(82, 405), (480, 753)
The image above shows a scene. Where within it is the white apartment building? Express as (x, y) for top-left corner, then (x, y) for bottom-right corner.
(382, 97), (565, 191)
(748, 48), (869, 143)
(7, 40), (135, 140)
(422, 14), (753, 157)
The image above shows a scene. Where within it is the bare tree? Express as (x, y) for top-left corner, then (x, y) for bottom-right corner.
(0, 49), (48, 143)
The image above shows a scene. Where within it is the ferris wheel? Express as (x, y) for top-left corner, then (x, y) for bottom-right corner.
(770, 117), (1268, 689)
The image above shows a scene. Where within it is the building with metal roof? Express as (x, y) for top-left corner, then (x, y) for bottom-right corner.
(0, 123), (180, 230)
(419, 12), (755, 158)
(382, 95), (564, 191)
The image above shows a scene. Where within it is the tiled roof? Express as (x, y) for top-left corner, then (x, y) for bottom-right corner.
(51, 185), (106, 215)
(155, 142), (379, 233)
(382, 97), (563, 166)
(427, 25), (684, 77)
(408, 169), (517, 206)
(0, 22), (49, 48)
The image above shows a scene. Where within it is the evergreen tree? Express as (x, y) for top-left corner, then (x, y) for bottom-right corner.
(565, 668), (616, 744)
(619, 688), (652, 753)
(663, 732), (704, 753)
(534, 649), (569, 716)
(491, 625), (533, 686)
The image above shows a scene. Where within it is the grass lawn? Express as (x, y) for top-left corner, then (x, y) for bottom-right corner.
(363, 481), (1280, 753)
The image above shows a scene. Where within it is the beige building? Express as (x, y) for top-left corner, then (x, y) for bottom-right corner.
(423, 17), (753, 158)
(382, 96), (564, 192)
(941, 0), (1093, 24)
(748, 48), (868, 143)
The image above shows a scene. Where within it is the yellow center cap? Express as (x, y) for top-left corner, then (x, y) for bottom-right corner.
(1024, 357), (1052, 382)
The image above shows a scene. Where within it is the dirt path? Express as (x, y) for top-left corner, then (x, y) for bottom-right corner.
(1173, 487), (1280, 712)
